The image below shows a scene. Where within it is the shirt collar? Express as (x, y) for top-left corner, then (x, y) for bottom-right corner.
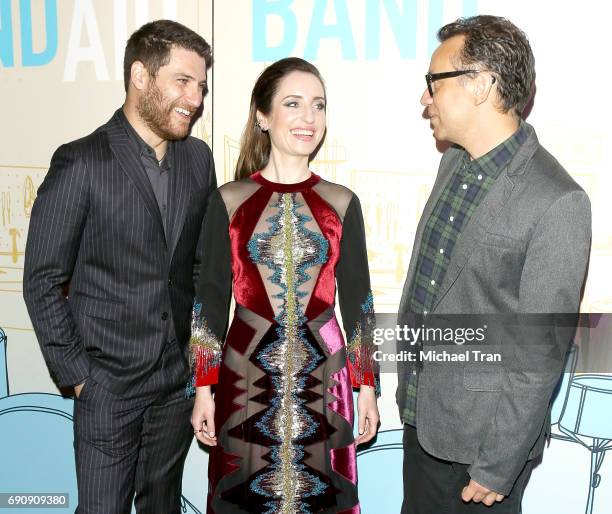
(464, 120), (528, 179)
(117, 109), (173, 168)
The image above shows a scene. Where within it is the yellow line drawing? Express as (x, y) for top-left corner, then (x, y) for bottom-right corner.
(24, 176), (36, 218)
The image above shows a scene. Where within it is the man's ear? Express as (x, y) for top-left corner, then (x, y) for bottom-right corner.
(130, 61), (148, 91)
(473, 73), (496, 106)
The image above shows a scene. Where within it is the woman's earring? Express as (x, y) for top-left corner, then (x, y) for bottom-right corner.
(256, 119), (267, 132)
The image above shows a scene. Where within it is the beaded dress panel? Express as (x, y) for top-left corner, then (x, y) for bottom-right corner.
(190, 171), (378, 514)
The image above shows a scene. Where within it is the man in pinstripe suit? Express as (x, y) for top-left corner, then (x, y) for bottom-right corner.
(23, 21), (216, 513)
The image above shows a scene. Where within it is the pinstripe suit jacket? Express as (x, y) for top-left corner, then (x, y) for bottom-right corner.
(23, 109), (217, 396)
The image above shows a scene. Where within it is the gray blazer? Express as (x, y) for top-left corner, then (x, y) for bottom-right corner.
(397, 123), (591, 495)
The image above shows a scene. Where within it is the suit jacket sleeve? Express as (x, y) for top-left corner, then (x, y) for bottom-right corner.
(189, 189), (232, 389)
(23, 143), (91, 387)
(192, 142), (217, 286)
(467, 190), (592, 494)
(336, 194), (380, 394)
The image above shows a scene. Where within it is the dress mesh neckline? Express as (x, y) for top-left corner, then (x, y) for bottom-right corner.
(250, 170), (320, 192)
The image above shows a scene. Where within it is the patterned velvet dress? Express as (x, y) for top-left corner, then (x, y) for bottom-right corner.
(189, 171), (378, 514)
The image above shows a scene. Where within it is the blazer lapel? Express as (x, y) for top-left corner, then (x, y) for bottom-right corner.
(105, 111), (166, 242)
(431, 172), (516, 311)
(432, 125), (540, 311)
(399, 147), (463, 314)
(166, 140), (191, 258)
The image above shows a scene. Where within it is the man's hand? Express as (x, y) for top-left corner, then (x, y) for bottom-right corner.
(74, 382), (85, 398)
(354, 385), (379, 445)
(192, 386), (217, 446)
(461, 479), (504, 506)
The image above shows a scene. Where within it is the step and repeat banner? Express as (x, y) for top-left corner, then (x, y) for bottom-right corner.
(1, 1), (611, 513)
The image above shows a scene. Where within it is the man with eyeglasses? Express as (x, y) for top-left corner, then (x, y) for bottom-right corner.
(397, 15), (591, 513)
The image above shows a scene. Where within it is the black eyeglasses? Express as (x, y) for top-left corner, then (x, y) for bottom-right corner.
(425, 70), (495, 96)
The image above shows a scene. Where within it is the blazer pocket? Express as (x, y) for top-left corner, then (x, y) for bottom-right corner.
(478, 231), (522, 251)
(76, 377), (94, 401)
(72, 293), (125, 321)
(463, 366), (503, 392)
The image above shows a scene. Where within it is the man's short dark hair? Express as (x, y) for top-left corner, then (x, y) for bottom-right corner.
(123, 19), (212, 92)
(438, 15), (535, 116)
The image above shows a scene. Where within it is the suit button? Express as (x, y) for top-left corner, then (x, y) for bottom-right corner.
(161, 312), (168, 321)
(167, 279), (173, 287)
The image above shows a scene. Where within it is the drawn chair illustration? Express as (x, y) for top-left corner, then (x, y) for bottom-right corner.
(548, 338), (612, 514)
(0, 327), (78, 511)
(0, 328), (203, 514)
(356, 417), (404, 514)
(558, 374), (612, 514)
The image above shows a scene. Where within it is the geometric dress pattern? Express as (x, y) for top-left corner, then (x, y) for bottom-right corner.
(189, 171), (378, 513)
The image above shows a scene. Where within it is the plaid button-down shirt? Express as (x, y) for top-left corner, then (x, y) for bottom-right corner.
(401, 122), (528, 425)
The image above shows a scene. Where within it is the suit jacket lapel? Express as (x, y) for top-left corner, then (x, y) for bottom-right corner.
(167, 140), (191, 258)
(431, 173), (516, 310)
(399, 147), (463, 314)
(105, 111), (166, 243)
(432, 125), (540, 311)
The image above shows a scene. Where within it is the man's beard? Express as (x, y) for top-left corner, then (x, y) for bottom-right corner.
(137, 81), (191, 141)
